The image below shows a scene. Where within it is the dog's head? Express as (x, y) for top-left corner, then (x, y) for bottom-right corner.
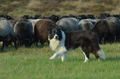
(48, 27), (62, 40)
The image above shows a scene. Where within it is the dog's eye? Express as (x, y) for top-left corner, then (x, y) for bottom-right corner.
(53, 30), (56, 34)
(49, 31), (52, 35)
(54, 31), (56, 34)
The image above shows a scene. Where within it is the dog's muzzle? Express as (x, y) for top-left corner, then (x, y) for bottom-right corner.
(54, 34), (59, 40)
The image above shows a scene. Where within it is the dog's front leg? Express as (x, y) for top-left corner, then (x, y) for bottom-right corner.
(61, 53), (68, 62)
(50, 49), (67, 60)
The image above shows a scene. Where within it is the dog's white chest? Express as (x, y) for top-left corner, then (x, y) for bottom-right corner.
(49, 39), (60, 51)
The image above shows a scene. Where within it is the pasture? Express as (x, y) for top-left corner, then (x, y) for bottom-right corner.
(0, 43), (120, 79)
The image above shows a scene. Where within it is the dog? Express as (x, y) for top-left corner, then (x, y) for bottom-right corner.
(48, 27), (106, 62)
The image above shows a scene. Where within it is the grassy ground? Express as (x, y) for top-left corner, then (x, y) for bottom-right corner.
(0, 0), (120, 79)
(0, 43), (120, 79)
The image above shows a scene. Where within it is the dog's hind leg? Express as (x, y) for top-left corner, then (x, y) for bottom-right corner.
(82, 52), (89, 63)
(81, 47), (90, 63)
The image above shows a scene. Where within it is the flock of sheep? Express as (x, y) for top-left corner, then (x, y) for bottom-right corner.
(0, 13), (120, 51)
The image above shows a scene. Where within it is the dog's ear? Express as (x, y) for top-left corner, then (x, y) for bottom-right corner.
(47, 28), (50, 30)
(58, 26), (62, 30)
(48, 27), (59, 31)
(48, 27), (53, 31)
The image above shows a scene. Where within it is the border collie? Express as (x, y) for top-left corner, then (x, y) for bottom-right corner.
(48, 27), (106, 62)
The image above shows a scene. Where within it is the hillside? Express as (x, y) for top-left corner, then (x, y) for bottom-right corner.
(0, 0), (120, 19)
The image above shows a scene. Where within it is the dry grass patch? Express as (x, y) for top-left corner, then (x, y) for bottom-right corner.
(27, 0), (61, 14)
(0, 0), (120, 18)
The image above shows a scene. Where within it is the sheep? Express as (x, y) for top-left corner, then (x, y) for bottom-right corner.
(14, 19), (33, 47)
(56, 17), (81, 31)
(91, 17), (120, 44)
(78, 19), (94, 30)
(34, 19), (57, 45)
(0, 18), (17, 50)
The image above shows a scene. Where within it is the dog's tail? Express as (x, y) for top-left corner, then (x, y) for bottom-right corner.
(97, 49), (106, 59)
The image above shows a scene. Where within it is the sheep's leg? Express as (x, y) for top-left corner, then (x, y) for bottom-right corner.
(13, 37), (17, 49)
(1, 40), (5, 51)
(6, 35), (17, 49)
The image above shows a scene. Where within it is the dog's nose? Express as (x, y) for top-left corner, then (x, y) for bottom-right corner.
(54, 35), (58, 39)
(55, 36), (58, 39)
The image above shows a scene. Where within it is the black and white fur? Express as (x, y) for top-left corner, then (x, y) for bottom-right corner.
(48, 27), (106, 62)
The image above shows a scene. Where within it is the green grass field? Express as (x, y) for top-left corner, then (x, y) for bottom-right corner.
(0, 43), (120, 79)
(1, 0), (120, 78)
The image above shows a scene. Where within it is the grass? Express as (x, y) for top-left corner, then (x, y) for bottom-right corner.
(0, 0), (120, 78)
(0, 43), (120, 79)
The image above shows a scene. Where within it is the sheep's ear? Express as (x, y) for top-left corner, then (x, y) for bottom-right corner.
(90, 15), (93, 18)
(55, 16), (58, 19)
(7, 16), (10, 19)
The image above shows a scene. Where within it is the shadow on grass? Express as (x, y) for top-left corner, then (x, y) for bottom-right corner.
(30, 43), (49, 48)
(66, 56), (120, 63)
(105, 57), (120, 61)
(0, 43), (49, 53)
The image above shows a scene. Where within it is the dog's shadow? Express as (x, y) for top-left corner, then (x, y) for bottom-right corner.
(67, 56), (120, 62)
(105, 57), (120, 61)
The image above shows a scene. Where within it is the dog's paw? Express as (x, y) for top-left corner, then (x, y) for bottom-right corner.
(50, 55), (56, 60)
